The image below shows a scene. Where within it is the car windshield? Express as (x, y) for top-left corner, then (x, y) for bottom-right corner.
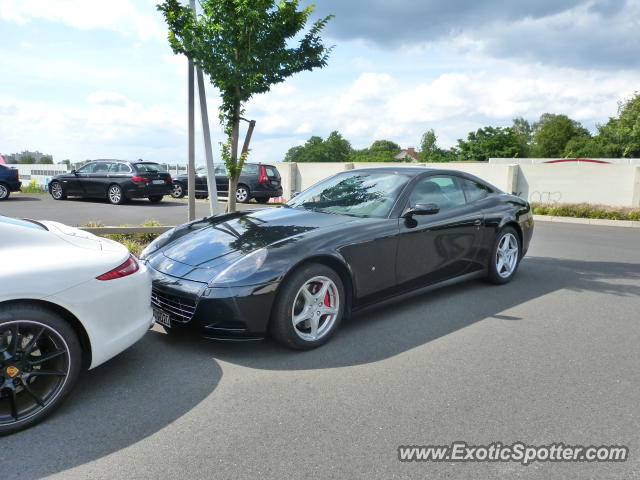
(285, 171), (411, 218)
(0, 216), (47, 231)
(135, 163), (167, 173)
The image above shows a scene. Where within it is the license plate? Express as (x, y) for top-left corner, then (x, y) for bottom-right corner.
(153, 308), (171, 328)
(152, 179), (165, 185)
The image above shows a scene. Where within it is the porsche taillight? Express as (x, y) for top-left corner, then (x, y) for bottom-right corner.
(97, 255), (139, 281)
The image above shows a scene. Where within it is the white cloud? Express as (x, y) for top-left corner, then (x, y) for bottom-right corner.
(0, 0), (164, 40)
(0, 92), (185, 162)
(242, 63), (639, 160)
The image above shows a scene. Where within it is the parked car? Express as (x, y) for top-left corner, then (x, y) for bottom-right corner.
(170, 163), (283, 203)
(0, 164), (21, 200)
(48, 160), (172, 205)
(0, 215), (153, 435)
(142, 167), (534, 350)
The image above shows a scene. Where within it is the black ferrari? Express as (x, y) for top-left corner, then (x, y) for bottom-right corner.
(141, 167), (534, 349)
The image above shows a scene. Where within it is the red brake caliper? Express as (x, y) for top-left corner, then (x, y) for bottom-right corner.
(324, 292), (331, 307)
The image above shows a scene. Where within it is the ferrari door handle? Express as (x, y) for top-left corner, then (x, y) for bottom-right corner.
(473, 219), (482, 226)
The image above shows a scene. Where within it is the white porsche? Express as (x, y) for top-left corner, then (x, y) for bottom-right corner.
(0, 216), (154, 435)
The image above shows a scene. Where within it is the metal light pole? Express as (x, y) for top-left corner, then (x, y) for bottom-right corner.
(196, 67), (219, 215)
(187, 56), (196, 222)
(188, 0), (219, 218)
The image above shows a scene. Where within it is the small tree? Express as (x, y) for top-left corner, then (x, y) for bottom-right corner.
(158, 0), (333, 212)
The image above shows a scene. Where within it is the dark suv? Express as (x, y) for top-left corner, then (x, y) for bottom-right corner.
(0, 164), (21, 200)
(171, 163), (282, 203)
(49, 160), (172, 205)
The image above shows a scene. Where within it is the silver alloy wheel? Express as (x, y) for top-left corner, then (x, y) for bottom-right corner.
(496, 232), (519, 278)
(108, 185), (122, 204)
(171, 183), (183, 198)
(236, 186), (249, 203)
(291, 275), (340, 342)
(50, 182), (63, 199)
(0, 184), (7, 200)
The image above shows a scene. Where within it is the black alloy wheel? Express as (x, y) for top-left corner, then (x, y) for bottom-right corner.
(0, 306), (81, 435)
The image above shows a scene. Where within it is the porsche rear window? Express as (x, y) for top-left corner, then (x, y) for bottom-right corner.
(0, 216), (47, 230)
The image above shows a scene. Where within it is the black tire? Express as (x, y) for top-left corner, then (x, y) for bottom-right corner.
(255, 197), (270, 204)
(170, 182), (185, 199)
(0, 304), (82, 436)
(486, 226), (522, 284)
(49, 181), (67, 200)
(195, 194), (208, 200)
(236, 185), (251, 204)
(107, 184), (127, 205)
(270, 263), (345, 350)
(148, 195), (163, 203)
(0, 183), (10, 201)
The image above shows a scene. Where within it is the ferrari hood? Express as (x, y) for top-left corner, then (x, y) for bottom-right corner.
(159, 207), (354, 268)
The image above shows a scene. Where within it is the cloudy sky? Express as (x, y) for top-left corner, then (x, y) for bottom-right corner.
(0, 0), (638, 164)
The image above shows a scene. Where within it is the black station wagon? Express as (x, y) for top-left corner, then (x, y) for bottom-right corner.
(49, 160), (172, 204)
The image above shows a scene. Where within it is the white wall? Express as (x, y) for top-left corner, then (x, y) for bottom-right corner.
(490, 157), (640, 165)
(517, 164), (640, 207)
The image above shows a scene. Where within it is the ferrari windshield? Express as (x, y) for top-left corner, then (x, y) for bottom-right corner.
(285, 171), (411, 218)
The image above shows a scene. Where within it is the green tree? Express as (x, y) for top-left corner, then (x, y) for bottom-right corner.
(283, 145), (304, 162)
(531, 113), (590, 158)
(283, 132), (352, 162)
(594, 92), (640, 157)
(18, 154), (36, 164)
(38, 155), (53, 164)
(349, 140), (401, 163)
(563, 136), (601, 158)
(158, 0), (333, 211)
(456, 126), (524, 161)
(419, 129), (457, 162)
(420, 130), (438, 157)
(511, 117), (533, 156)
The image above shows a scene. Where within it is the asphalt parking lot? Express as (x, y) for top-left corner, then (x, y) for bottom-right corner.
(3, 213), (640, 479)
(0, 193), (260, 226)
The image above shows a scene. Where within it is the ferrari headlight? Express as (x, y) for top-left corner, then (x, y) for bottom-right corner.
(210, 248), (267, 285)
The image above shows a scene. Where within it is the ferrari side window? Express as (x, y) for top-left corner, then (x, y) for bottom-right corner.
(409, 175), (466, 211)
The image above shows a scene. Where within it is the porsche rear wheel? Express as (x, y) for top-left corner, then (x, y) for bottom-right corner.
(270, 264), (344, 350)
(0, 305), (82, 436)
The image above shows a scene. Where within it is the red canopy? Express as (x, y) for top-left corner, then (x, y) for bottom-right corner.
(0, 155), (6, 164)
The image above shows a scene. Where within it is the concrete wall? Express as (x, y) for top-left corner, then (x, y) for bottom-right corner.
(274, 162), (640, 207)
(517, 163), (640, 207)
(490, 157), (640, 165)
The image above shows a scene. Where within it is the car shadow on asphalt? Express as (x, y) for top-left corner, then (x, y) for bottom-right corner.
(4, 256), (639, 479)
(4, 195), (42, 202)
(204, 256), (640, 370)
(5, 330), (222, 480)
(66, 197), (188, 207)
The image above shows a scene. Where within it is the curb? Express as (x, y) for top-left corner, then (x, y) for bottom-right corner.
(533, 215), (640, 228)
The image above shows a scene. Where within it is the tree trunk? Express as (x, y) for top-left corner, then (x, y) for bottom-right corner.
(228, 176), (238, 213)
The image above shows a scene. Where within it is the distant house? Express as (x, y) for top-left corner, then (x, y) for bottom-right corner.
(394, 147), (420, 162)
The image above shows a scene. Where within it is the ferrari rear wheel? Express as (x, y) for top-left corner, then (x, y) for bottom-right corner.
(270, 264), (344, 350)
(486, 226), (521, 284)
(0, 305), (82, 436)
